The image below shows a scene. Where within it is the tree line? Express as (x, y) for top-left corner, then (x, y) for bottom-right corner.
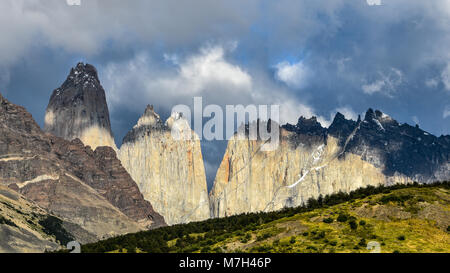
(79, 181), (449, 253)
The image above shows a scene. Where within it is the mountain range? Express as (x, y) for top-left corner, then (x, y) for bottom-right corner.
(210, 108), (450, 217)
(0, 62), (449, 252)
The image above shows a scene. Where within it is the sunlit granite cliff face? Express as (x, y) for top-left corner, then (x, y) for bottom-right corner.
(0, 93), (165, 244)
(210, 111), (450, 217)
(118, 106), (210, 225)
(44, 63), (117, 150)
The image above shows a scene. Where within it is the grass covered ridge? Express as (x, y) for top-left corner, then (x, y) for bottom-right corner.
(80, 182), (450, 253)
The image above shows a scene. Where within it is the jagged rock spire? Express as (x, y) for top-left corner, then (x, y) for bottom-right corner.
(135, 104), (163, 129)
(328, 111), (358, 140)
(283, 116), (326, 136)
(364, 108), (375, 121)
(362, 108), (398, 130)
(118, 107), (210, 225)
(330, 112), (348, 126)
(44, 62), (117, 150)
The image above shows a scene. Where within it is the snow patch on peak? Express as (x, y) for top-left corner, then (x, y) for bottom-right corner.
(68, 63), (100, 88)
(381, 113), (389, 119)
(312, 144), (325, 164)
(373, 118), (385, 131)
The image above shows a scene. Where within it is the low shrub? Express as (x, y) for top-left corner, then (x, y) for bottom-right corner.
(38, 216), (74, 245)
(349, 220), (358, 230)
(0, 215), (17, 227)
(289, 236), (296, 244)
(358, 238), (366, 247)
(337, 214), (348, 222)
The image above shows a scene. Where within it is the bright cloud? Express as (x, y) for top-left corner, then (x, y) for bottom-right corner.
(442, 63), (450, 91)
(366, 0), (381, 6)
(278, 100), (318, 125)
(425, 78), (439, 88)
(444, 106), (450, 119)
(66, 0), (81, 6)
(103, 44), (253, 110)
(176, 45), (252, 95)
(334, 107), (359, 121)
(362, 80), (385, 95)
(275, 61), (310, 89)
(362, 68), (403, 97)
(102, 43), (324, 126)
(0, 0), (257, 65)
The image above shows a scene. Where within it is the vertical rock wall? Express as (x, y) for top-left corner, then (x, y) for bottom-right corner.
(118, 107), (210, 225)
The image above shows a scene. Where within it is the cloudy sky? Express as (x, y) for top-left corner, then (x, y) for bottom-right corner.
(1, 0), (450, 188)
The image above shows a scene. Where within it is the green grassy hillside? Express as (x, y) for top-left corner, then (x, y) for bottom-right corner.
(81, 182), (450, 253)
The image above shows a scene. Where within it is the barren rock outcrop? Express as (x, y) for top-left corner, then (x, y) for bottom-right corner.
(0, 92), (165, 242)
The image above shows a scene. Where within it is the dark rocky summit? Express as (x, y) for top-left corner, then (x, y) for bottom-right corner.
(0, 93), (165, 243)
(283, 116), (327, 148)
(44, 62), (116, 149)
(284, 109), (450, 183)
(327, 112), (358, 142)
(342, 109), (450, 181)
(122, 104), (167, 145)
(283, 116), (327, 137)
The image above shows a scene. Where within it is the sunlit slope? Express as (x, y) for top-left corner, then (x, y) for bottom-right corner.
(81, 182), (450, 253)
